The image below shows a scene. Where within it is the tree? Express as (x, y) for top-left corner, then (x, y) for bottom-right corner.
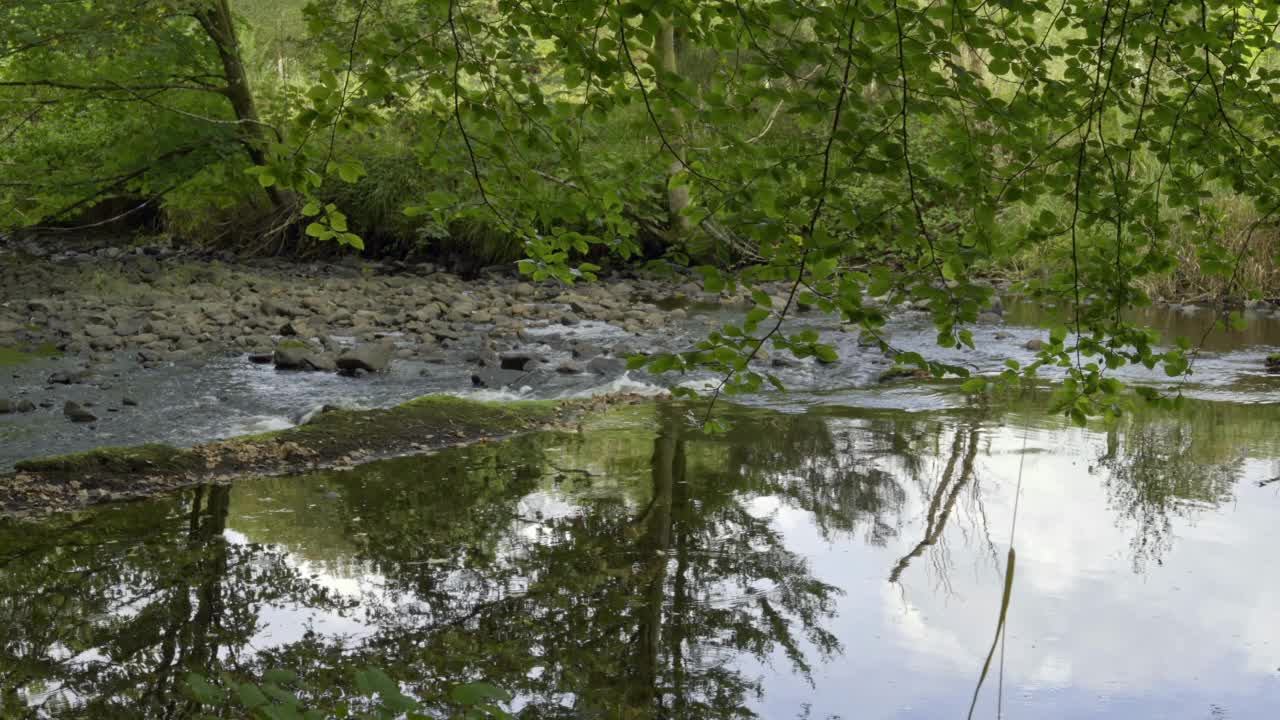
(0, 1), (294, 227)
(6, 0), (1280, 419)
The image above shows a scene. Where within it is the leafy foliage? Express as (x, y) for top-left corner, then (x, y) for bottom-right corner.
(4, 0), (1280, 420)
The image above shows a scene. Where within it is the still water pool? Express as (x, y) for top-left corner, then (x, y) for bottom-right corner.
(3, 399), (1278, 718)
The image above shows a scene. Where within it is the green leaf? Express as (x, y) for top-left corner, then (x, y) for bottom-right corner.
(236, 683), (268, 709)
(263, 669), (298, 685)
(451, 682), (512, 705)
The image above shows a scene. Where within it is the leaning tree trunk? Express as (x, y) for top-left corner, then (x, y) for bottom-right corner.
(655, 19), (691, 239)
(194, 0), (290, 210)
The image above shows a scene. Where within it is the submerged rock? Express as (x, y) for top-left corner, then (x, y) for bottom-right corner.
(1267, 353), (1280, 372)
(48, 369), (90, 385)
(63, 401), (97, 423)
(471, 368), (528, 389)
(877, 366), (930, 384)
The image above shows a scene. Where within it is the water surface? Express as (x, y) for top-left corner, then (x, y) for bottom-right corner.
(3, 400), (1278, 718)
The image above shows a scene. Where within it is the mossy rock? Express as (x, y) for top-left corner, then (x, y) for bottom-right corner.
(1266, 353), (1280, 371)
(877, 365), (930, 383)
(14, 444), (198, 483)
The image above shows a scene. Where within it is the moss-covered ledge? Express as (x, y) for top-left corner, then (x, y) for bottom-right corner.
(3, 394), (640, 516)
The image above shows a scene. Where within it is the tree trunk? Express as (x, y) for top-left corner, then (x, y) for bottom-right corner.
(655, 19), (691, 239)
(194, 0), (289, 209)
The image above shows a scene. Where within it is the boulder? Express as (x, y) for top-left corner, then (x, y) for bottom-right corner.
(499, 352), (541, 371)
(471, 368), (528, 389)
(556, 361), (586, 375)
(64, 401), (97, 423)
(587, 356), (627, 375)
(15, 399), (36, 413)
(273, 347), (334, 372)
(48, 369), (90, 385)
(279, 320), (313, 337)
(248, 352), (274, 364)
(0, 399), (10, 414)
(337, 342), (392, 374)
(1266, 353), (1280, 372)
(1024, 338), (1045, 351)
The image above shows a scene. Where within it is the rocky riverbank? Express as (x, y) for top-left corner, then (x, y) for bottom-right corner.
(0, 235), (710, 369)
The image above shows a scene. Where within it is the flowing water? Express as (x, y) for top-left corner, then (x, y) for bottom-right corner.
(3, 300), (1280, 468)
(3, 302), (1280, 718)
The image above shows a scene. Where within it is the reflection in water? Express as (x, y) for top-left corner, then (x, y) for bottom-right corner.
(0, 486), (345, 718)
(890, 425), (982, 584)
(1097, 408), (1242, 571)
(0, 399), (1278, 718)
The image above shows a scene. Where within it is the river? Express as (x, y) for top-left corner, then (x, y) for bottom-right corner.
(1, 301), (1279, 718)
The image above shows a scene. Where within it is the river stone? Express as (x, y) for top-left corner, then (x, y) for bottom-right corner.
(1024, 339), (1045, 351)
(115, 317), (146, 336)
(556, 361), (586, 374)
(48, 369), (90, 385)
(261, 298), (295, 318)
(572, 343), (603, 360)
(471, 368), (527, 389)
(64, 401), (97, 423)
(280, 320), (312, 337)
(83, 324), (114, 339)
(0, 319), (21, 335)
(337, 343), (392, 374)
(0, 399), (10, 414)
(274, 347), (329, 371)
(248, 352), (274, 364)
(122, 396), (138, 407)
(587, 356), (626, 375)
(499, 352), (540, 371)
(14, 399), (35, 413)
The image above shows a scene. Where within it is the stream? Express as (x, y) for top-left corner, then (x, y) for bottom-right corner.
(2, 300), (1280, 718)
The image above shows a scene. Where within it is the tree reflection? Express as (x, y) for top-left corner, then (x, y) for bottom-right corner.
(297, 406), (865, 718)
(0, 403), (899, 718)
(0, 487), (344, 719)
(889, 424), (982, 584)
(1099, 415), (1240, 571)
